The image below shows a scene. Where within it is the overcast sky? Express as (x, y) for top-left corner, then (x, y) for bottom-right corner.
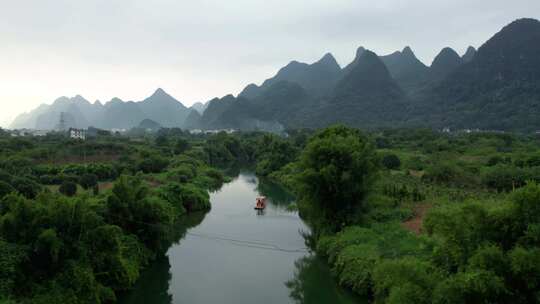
(0, 0), (539, 127)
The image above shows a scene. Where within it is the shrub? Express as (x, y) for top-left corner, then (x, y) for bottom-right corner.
(79, 174), (98, 190)
(482, 165), (526, 192)
(59, 181), (77, 197)
(137, 156), (169, 173)
(432, 270), (506, 304)
(332, 244), (379, 296)
(177, 183), (210, 212)
(0, 182), (15, 199)
(422, 162), (460, 184)
(382, 154), (401, 170)
(166, 165), (196, 183)
(10, 177), (41, 199)
(373, 258), (441, 304)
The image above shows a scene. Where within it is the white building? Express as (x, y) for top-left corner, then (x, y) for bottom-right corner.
(69, 128), (86, 140)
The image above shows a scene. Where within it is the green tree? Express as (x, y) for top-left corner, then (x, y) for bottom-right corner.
(0, 182), (15, 199)
(79, 173), (98, 190)
(382, 154), (401, 170)
(59, 181), (77, 197)
(294, 125), (379, 232)
(174, 138), (190, 154)
(137, 155), (169, 173)
(106, 175), (175, 251)
(10, 177), (41, 199)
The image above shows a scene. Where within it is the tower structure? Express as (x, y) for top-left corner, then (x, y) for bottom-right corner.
(57, 112), (67, 131)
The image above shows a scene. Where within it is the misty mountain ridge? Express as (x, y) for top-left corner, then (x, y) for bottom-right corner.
(11, 88), (191, 130)
(206, 18), (540, 132)
(10, 18), (540, 133)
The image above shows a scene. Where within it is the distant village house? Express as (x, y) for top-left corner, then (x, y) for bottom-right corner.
(69, 128), (87, 140)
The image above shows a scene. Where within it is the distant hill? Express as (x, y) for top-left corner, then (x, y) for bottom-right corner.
(194, 18), (540, 132)
(238, 52), (342, 99)
(137, 88), (189, 128)
(11, 96), (94, 130)
(379, 47), (430, 94)
(201, 81), (310, 131)
(137, 119), (162, 130)
(462, 46), (477, 62)
(429, 47), (464, 81)
(183, 110), (202, 129)
(413, 18), (540, 131)
(11, 18), (540, 133)
(314, 50), (408, 128)
(11, 88), (191, 130)
(190, 102), (208, 115)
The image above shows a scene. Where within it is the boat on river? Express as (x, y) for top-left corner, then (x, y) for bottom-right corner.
(254, 196), (267, 210)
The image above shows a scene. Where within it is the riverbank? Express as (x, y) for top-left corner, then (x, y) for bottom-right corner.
(120, 172), (361, 304)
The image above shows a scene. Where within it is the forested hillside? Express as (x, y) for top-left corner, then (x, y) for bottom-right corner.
(10, 18), (540, 133)
(201, 18), (540, 132)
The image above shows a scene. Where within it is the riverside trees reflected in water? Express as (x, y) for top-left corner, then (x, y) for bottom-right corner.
(120, 172), (360, 304)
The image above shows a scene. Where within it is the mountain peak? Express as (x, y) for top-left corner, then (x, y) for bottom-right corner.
(151, 87), (169, 98)
(436, 47), (460, 59)
(431, 47), (462, 66)
(462, 46), (477, 62)
(359, 49), (379, 61)
(402, 46), (414, 57)
(342, 46), (367, 75)
(430, 47), (463, 79)
(72, 95), (90, 105)
(336, 49), (397, 94)
(238, 83), (261, 99)
(505, 18), (540, 29)
(52, 96), (71, 106)
(355, 46), (366, 59)
(316, 52), (339, 66)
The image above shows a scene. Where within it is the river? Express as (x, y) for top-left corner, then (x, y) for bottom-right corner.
(120, 171), (361, 304)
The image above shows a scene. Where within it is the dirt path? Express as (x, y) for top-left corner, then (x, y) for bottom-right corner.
(402, 203), (431, 235)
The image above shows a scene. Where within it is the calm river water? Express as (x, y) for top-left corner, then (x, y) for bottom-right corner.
(120, 172), (361, 304)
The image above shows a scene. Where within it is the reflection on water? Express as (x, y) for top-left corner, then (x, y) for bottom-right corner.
(286, 255), (363, 304)
(119, 212), (207, 304)
(257, 177), (295, 207)
(120, 172), (361, 304)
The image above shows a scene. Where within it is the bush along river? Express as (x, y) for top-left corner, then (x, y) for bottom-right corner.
(120, 171), (362, 304)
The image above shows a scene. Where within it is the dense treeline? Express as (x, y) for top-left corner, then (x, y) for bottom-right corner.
(269, 126), (540, 303)
(0, 130), (230, 303)
(1, 126), (540, 303)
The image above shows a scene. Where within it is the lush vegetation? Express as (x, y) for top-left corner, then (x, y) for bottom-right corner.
(0, 130), (230, 303)
(1, 125), (540, 303)
(271, 126), (540, 304)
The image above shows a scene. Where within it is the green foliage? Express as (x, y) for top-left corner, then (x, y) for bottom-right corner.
(294, 125), (379, 232)
(0, 181), (15, 199)
(254, 134), (298, 176)
(166, 164), (196, 183)
(10, 177), (42, 199)
(317, 224), (435, 300)
(432, 270), (507, 304)
(59, 181), (77, 197)
(174, 138), (190, 154)
(382, 154), (401, 170)
(106, 175), (175, 251)
(422, 162), (460, 184)
(0, 239), (26, 295)
(137, 155), (169, 173)
(373, 258), (441, 304)
(160, 183), (210, 212)
(79, 173), (98, 190)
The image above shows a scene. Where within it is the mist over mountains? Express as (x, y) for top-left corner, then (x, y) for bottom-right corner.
(10, 88), (196, 130)
(11, 18), (540, 132)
